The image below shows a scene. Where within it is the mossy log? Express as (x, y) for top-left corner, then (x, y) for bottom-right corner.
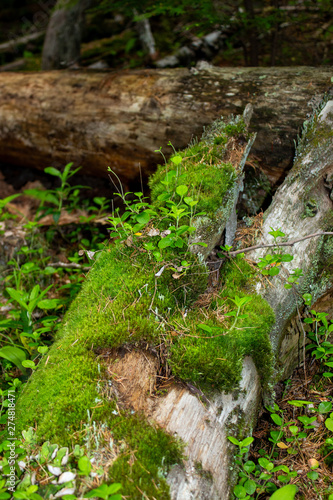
(15, 102), (333, 499)
(0, 66), (332, 185)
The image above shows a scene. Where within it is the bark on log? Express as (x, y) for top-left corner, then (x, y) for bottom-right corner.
(249, 100), (333, 379)
(0, 66), (332, 185)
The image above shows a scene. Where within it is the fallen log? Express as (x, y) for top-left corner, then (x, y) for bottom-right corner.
(0, 66), (332, 185)
(15, 101), (333, 498)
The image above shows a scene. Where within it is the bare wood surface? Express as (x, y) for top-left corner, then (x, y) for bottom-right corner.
(0, 66), (331, 183)
(0, 31), (45, 53)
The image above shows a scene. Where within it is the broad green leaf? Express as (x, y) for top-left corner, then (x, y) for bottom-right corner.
(241, 437), (254, 447)
(170, 155), (182, 166)
(268, 267), (280, 276)
(107, 484), (122, 494)
(38, 299), (61, 310)
(318, 401), (332, 413)
(233, 484), (247, 498)
(197, 324), (213, 333)
(44, 266), (57, 275)
(29, 285), (41, 302)
(37, 346), (48, 355)
(163, 170), (176, 184)
(22, 360), (36, 369)
(269, 484), (298, 500)
(227, 436), (240, 446)
(243, 460), (256, 473)
(176, 185), (188, 197)
(176, 225), (190, 236)
(174, 237), (184, 248)
(244, 479), (256, 495)
(0, 346), (27, 373)
(258, 457), (270, 469)
(0, 492), (11, 499)
(307, 470), (318, 480)
(6, 288), (28, 310)
(259, 472), (272, 480)
(325, 417), (333, 431)
(21, 262), (39, 273)
(135, 211), (151, 225)
(288, 425), (298, 435)
(280, 254), (293, 262)
(44, 166), (62, 178)
(271, 413), (283, 426)
(288, 400), (313, 407)
(78, 455), (91, 476)
(157, 192), (171, 201)
(84, 483), (121, 499)
(158, 236), (173, 249)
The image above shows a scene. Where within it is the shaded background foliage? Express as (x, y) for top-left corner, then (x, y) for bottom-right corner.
(0, 0), (333, 70)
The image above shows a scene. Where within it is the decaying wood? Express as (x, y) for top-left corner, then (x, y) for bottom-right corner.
(249, 100), (333, 377)
(0, 66), (332, 184)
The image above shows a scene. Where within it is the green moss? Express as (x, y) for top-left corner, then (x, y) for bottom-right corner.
(149, 116), (248, 217)
(302, 198), (319, 218)
(16, 246), (208, 440)
(149, 151), (236, 216)
(108, 412), (182, 498)
(168, 257), (275, 391)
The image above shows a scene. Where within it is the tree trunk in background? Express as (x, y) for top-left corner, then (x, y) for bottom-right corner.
(41, 0), (92, 69)
(0, 66), (332, 184)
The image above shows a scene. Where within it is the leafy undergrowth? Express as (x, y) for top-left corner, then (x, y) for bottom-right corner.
(242, 360), (333, 500)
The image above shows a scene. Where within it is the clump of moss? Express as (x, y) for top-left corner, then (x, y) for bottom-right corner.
(16, 245), (208, 443)
(149, 116), (248, 217)
(167, 257), (275, 391)
(108, 412), (183, 498)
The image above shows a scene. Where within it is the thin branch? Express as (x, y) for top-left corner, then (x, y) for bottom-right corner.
(222, 232), (333, 258)
(48, 262), (91, 270)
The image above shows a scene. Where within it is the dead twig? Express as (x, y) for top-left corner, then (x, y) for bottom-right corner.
(221, 232), (333, 258)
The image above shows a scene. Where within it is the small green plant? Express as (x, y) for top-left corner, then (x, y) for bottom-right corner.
(0, 284), (62, 372)
(257, 228), (293, 277)
(107, 167), (206, 262)
(225, 295), (253, 330)
(84, 483), (122, 500)
(0, 426), (122, 500)
(24, 163), (87, 223)
(304, 305), (333, 379)
(0, 194), (20, 222)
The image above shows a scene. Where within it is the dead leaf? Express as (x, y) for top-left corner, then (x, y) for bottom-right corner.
(277, 442), (289, 449)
